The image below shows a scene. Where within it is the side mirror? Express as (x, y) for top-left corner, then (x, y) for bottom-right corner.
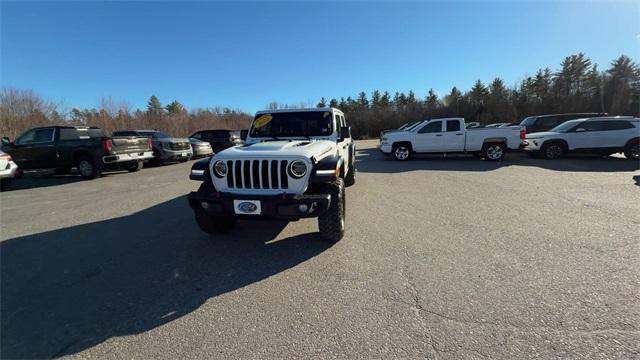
(575, 128), (586, 132)
(240, 130), (248, 141)
(339, 126), (351, 141)
(1, 137), (10, 146)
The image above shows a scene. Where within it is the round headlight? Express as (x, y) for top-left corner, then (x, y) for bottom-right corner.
(288, 160), (307, 178)
(214, 160), (227, 177)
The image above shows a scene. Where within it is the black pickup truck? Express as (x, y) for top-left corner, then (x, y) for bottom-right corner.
(1, 126), (154, 179)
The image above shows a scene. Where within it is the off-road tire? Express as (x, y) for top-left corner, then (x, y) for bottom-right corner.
(541, 142), (564, 160)
(392, 143), (411, 161)
(77, 156), (100, 180)
(195, 210), (236, 235)
(482, 142), (506, 161)
(344, 163), (356, 187)
(318, 177), (345, 242)
(624, 141), (639, 160)
(126, 161), (143, 172)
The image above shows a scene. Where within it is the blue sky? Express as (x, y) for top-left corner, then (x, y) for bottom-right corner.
(2, 1), (638, 113)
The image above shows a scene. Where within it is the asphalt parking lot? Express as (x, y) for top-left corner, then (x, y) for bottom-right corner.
(1, 140), (639, 359)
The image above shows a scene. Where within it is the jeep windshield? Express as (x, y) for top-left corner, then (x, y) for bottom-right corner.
(250, 111), (333, 139)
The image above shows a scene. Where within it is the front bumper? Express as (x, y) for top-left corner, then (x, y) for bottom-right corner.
(521, 139), (542, 151)
(187, 191), (331, 220)
(103, 151), (154, 164)
(0, 161), (18, 179)
(379, 143), (392, 154)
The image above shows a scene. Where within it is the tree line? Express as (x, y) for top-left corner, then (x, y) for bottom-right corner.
(313, 54), (638, 138)
(1, 53), (637, 140)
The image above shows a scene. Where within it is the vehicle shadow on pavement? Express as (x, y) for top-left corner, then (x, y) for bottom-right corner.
(356, 147), (640, 173)
(0, 196), (333, 359)
(5, 171), (123, 192)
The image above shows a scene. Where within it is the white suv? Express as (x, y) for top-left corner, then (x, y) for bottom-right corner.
(523, 116), (640, 160)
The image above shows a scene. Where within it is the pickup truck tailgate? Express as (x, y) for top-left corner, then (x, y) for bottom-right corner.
(110, 136), (151, 154)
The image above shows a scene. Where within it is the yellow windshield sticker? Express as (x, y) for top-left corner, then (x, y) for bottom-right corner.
(254, 114), (273, 128)
(323, 111), (331, 118)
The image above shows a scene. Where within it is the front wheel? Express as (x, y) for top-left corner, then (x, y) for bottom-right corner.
(624, 142), (639, 160)
(392, 144), (411, 161)
(482, 143), (506, 161)
(318, 177), (346, 242)
(541, 142), (564, 160)
(344, 163), (356, 187)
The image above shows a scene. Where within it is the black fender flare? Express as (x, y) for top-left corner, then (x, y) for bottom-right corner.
(189, 157), (212, 181)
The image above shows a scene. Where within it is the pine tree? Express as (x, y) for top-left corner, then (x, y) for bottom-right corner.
(371, 90), (382, 107)
(604, 55), (640, 115)
(317, 97), (327, 107)
(147, 95), (163, 116)
(357, 92), (369, 109)
(329, 98), (339, 108)
(165, 100), (185, 115)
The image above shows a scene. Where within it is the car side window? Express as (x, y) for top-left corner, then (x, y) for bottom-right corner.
(59, 128), (80, 140)
(601, 120), (634, 131)
(446, 120), (461, 132)
(539, 117), (559, 129)
(191, 133), (201, 139)
(16, 128), (55, 145)
(418, 121), (442, 134)
(579, 121), (606, 132)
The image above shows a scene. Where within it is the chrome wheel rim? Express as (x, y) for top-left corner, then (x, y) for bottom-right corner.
(394, 146), (409, 160)
(486, 145), (503, 160)
(78, 160), (93, 176)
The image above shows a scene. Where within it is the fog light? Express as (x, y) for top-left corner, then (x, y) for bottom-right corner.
(298, 204), (309, 213)
(201, 201), (209, 209)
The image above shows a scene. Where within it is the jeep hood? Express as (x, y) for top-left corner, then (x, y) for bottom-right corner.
(214, 140), (335, 159)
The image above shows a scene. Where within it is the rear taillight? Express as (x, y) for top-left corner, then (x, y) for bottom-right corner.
(0, 154), (11, 161)
(147, 137), (152, 149)
(102, 138), (113, 152)
(520, 128), (527, 140)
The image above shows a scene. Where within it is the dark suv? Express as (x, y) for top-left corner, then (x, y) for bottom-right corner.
(520, 113), (607, 134)
(190, 130), (241, 153)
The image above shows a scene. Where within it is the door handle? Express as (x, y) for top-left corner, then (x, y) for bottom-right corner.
(435, 134), (443, 137)
(456, 133), (463, 136)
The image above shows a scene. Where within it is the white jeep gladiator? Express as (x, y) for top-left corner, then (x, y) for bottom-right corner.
(187, 108), (356, 242)
(379, 117), (524, 161)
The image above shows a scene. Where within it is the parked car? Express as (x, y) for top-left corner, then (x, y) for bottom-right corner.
(519, 113), (607, 134)
(523, 116), (640, 159)
(1, 126), (153, 179)
(189, 129), (241, 153)
(465, 122), (481, 129)
(0, 150), (19, 190)
(113, 130), (193, 163)
(188, 107), (355, 242)
(189, 137), (214, 158)
(380, 117), (524, 161)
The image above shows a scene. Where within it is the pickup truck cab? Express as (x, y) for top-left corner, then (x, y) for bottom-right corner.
(523, 116), (640, 160)
(187, 107), (355, 242)
(1, 126), (153, 179)
(380, 117), (524, 161)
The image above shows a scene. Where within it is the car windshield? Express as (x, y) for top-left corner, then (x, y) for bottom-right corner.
(550, 121), (579, 133)
(520, 117), (536, 127)
(139, 131), (169, 139)
(250, 111), (334, 138)
(405, 121), (424, 131)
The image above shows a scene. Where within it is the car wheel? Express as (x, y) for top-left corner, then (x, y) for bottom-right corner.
(392, 144), (411, 161)
(541, 142), (564, 160)
(482, 143), (506, 161)
(77, 157), (100, 180)
(126, 161), (143, 172)
(318, 177), (345, 242)
(624, 141), (639, 160)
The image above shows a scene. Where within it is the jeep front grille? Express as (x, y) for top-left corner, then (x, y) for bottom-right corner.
(226, 159), (289, 189)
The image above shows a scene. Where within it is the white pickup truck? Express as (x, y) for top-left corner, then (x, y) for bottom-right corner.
(379, 117), (524, 161)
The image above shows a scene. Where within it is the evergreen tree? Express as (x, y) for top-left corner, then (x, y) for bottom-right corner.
(165, 100), (185, 115)
(329, 98), (339, 108)
(371, 90), (382, 107)
(357, 92), (369, 109)
(604, 55), (640, 115)
(147, 95), (163, 116)
(317, 97), (327, 107)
